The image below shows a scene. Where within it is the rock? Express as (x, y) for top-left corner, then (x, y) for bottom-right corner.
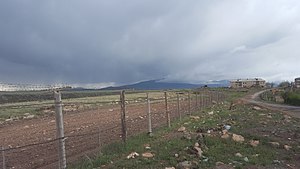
(142, 152), (154, 158)
(269, 142), (280, 147)
(249, 140), (259, 147)
(183, 132), (192, 140)
(5, 119), (13, 122)
(194, 142), (200, 147)
(221, 134), (230, 139)
(109, 109), (114, 112)
(174, 153), (179, 158)
(216, 161), (225, 166)
(284, 145), (292, 151)
(232, 134), (244, 143)
(244, 157), (249, 162)
(24, 113), (30, 116)
(177, 161), (192, 169)
(24, 125), (30, 129)
(193, 146), (203, 157)
(253, 106), (261, 110)
(165, 167), (175, 169)
(178, 126), (186, 132)
(208, 111), (214, 115)
(190, 116), (200, 120)
(222, 130), (228, 135)
(26, 115), (35, 119)
(127, 152), (139, 159)
(235, 153), (243, 157)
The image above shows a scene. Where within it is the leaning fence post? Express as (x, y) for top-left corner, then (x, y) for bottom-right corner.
(146, 93), (152, 135)
(177, 93), (181, 121)
(120, 90), (127, 143)
(164, 91), (171, 128)
(54, 91), (67, 169)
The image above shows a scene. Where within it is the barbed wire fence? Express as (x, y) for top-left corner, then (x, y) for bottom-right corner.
(0, 89), (225, 169)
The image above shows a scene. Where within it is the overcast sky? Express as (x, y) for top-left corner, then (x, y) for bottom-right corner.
(0, 0), (300, 86)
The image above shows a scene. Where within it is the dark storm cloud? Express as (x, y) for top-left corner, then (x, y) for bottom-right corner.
(0, 0), (300, 86)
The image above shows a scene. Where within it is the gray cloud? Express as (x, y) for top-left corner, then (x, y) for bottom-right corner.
(0, 0), (300, 85)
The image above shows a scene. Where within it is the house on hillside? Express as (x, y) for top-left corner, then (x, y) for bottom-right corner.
(230, 78), (266, 88)
(295, 77), (300, 88)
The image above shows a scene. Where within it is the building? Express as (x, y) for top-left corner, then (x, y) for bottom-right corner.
(0, 83), (69, 91)
(295, 77), (300, 88)
(230, 78), (266, 88)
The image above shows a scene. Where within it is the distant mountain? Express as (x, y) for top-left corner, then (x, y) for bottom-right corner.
(101, 79), (229, 90)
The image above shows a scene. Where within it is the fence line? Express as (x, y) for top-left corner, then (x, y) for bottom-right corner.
(0, 89), (225, 169)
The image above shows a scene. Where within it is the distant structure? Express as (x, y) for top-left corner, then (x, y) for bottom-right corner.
(295, 77), (300, 88)
(230, 78), (266, 88)
(0, 83), (70, 91)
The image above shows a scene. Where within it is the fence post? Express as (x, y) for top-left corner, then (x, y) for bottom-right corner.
(54, 91), (67, 169)
(177, 93), (181, 121)
(195, 92), (198, 109)
(188, 92), (191, 115)
(146, 93), (152, 134)
(2, 146), (5, 169)
(201, 93), (204, 111)
(120, 90), (127, 143)
(164, 91), (171, 128)
(98, 127), (101, 147)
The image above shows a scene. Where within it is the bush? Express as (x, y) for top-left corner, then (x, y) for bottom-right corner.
(283, 92), (300, 106)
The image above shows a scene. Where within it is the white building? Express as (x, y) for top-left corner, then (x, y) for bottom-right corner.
(230, 78), (266, 88)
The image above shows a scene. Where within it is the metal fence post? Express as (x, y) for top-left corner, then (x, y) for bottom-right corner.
(195, 92), (198, 109)
(188, 92), (191, 115)
(120, 90), (127, 143)
(2, 146), (5, 169)
(54, 91), (67, 169)
(98, 127), (101, 147)
(164, 91), (171, 128)
(146, 93), (152, 134)
(201, 93), (204, 111)
(177, 93), (181, 121)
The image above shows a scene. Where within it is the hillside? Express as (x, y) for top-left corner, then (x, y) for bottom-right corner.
(101, 79), (229, 90)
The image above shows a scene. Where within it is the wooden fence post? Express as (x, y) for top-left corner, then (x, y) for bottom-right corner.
(164, 91), (171, 128)
(177, 93), (181, 121)
(54, 91), (67, 169)
(147, 93), (152, 134)
(120, 90), (127, 143)
(188, 92), (191, 115)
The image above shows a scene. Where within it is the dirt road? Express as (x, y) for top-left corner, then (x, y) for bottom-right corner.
(242, 90), (300, 118)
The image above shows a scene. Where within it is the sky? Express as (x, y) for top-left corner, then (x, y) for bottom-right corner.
(1, 0), (300, 87)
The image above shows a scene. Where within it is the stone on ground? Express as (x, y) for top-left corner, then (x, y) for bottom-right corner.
(232, 134), (245, 143)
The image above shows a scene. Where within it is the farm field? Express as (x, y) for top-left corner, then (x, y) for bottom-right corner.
(0, 90), (171, 121)
(1, 89), (215, 169)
